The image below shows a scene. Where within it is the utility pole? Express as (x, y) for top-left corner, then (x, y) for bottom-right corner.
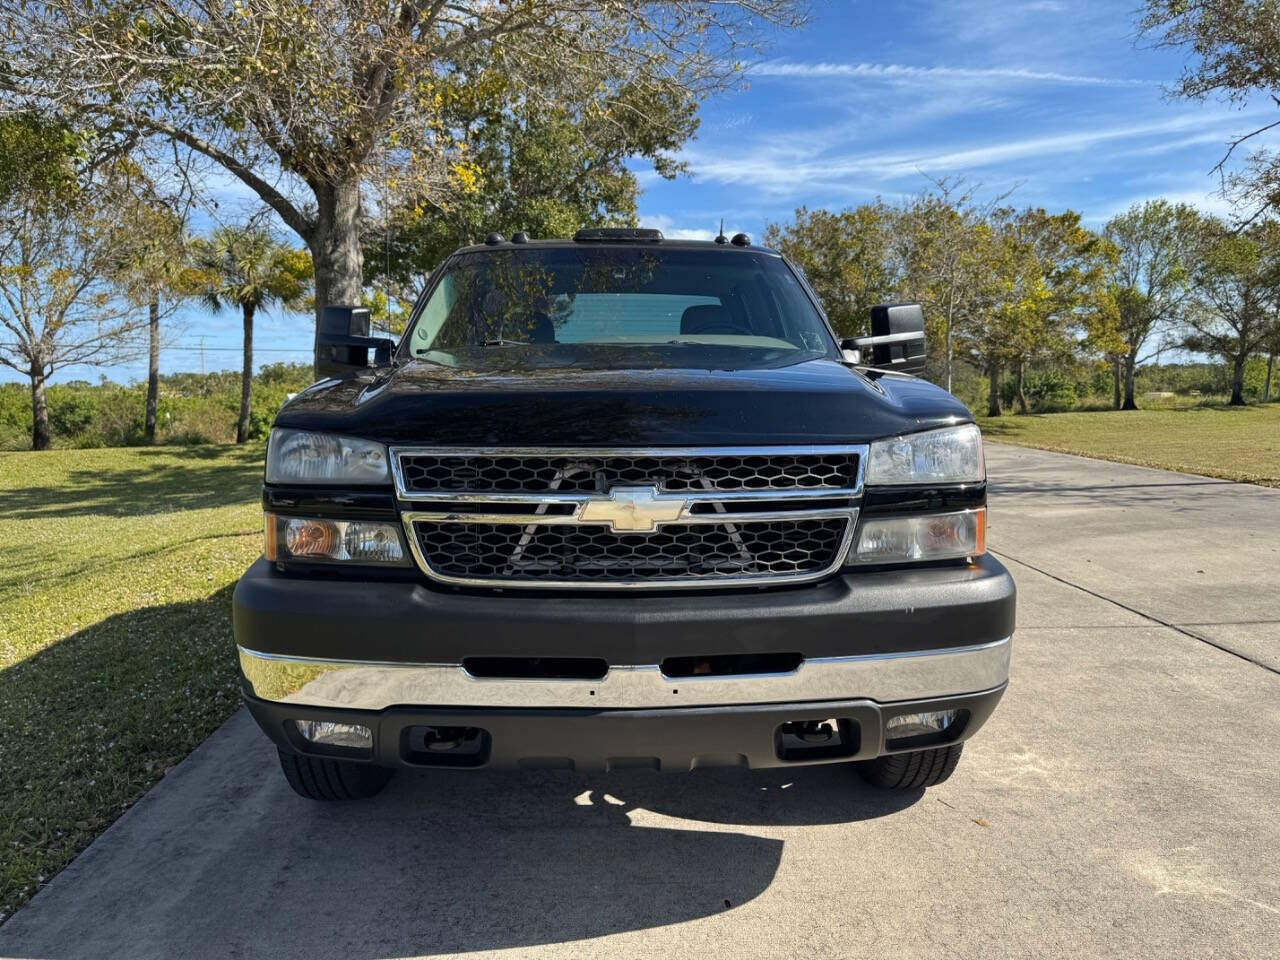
(199, 336), (205, 375)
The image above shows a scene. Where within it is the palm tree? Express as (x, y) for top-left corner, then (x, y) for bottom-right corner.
(113, 203), (195, 441)
(193, 226), (312, 442)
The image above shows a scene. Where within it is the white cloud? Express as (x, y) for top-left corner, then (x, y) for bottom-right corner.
(751, 60), (1156, 88)
(1084, 189), (1244, 225)
(678, 111), (1273, 198)
(638, 213), (746, 241)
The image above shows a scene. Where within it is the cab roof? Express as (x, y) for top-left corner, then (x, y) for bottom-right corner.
(450, 227), (780, 257)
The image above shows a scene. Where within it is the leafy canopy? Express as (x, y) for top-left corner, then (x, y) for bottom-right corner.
(191, 227), (312, 314)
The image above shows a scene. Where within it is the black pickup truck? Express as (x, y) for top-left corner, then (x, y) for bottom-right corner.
(233, 228), (1014, 800)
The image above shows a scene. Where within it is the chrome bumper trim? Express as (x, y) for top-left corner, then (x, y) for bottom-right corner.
(238, 637), (1011, 711)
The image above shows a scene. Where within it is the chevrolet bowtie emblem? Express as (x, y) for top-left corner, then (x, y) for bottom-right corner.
(578, 485), (688, 532)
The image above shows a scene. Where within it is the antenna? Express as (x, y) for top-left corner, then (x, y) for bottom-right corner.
(714, 218), (728, 245)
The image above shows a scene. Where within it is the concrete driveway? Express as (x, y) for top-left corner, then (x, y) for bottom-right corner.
(2, 444), (1277, 960)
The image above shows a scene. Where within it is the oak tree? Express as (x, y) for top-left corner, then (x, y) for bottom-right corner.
(1102, 200), (1200, 409)
(3, 0), (805, 359)
(1183, 216), (1280, 405)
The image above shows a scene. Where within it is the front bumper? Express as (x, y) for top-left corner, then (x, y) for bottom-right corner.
(245, 685), (1005, 772)
(233, 553), (1015, 663)
(233, 555), (1014, 770)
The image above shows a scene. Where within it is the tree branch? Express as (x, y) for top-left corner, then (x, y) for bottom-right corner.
(111, 111), (316, 242)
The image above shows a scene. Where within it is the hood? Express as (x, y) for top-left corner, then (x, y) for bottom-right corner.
(273, 357), (972, 446)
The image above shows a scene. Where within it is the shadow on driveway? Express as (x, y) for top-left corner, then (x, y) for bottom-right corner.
(1, 709), (919, 959)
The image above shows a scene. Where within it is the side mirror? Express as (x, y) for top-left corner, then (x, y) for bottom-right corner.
(841, 302), (927, 375)
(314, 305), (395, 379)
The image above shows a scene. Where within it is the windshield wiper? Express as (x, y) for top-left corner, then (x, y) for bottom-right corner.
(482, 338), (531, 347)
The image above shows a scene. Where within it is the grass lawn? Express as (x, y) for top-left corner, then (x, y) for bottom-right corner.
(0, 445), (264, 922)
(978, 403), (1280, 487)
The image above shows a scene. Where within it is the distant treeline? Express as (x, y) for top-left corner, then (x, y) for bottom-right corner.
(0, 363), (316, 451)
(944, 357), (1276, 417)
(3, 358), (1273, 453)
(766, 195), (1280, 413)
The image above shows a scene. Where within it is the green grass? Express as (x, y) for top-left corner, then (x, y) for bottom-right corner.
(978, 403), (1280, 487)
(0, 445), (265, 922)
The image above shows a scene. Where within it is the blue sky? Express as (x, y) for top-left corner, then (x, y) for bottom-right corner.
(14, 0), (1275, 385)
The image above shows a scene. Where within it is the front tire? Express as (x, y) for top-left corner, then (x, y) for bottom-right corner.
(856, 744), (963, 790)
(277, 749), (394, 801)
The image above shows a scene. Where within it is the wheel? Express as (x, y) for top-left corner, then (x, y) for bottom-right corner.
(277, 748), (395, 801)
(855, 744), (964, 790)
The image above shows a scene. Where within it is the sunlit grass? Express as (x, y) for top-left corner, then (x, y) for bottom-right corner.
(978, 403), (1280, 487)
(0, 445), (264, 922)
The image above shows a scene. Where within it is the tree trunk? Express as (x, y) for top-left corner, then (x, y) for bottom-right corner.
(309, 177), (364, 371)
(1229, 352), (1246, 406)
(237, 301), (255, 443)
(1112, 356), (1121, 410)
(1122, 351), (1138, 410)
(987, 360), (1002, 417)
(944, 293), (955, 394)
(145, 297), (160, 442)
(1015, 361), (1029, 414)
(30, 363), (50, 451)
(1264, 353), (1274, 402)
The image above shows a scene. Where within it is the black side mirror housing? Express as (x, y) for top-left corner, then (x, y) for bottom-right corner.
(315, 306), (395, 379)
(840, 302), (927, 375)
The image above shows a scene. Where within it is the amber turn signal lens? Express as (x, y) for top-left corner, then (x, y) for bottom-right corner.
(263, 512), (279, 561)
(284, 518), (340, 558)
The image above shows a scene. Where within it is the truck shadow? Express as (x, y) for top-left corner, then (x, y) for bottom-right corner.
(2, 703), (920, 959)
(165, 759), (921, 958)
(1, 578), (919, 958)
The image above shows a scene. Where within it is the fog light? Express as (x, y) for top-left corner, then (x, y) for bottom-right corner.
(293, 719), (373, 751)
(885, 710), (958, 739)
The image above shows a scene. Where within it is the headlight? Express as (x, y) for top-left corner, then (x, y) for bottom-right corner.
(851, 508), (985, 564)
(266, 429), (389, 485)
(264, 514), (408, 564)
(866, 423), (984, 485)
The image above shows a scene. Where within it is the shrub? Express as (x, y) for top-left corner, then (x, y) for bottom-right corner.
(0, 383), (30, 432)
(1026, 370), (1077, 413)
(46, 387), (98, 438)
(158, 397), (236, 445)
(91, 386), (148, 447)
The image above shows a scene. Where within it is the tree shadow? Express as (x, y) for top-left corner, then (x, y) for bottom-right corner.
(0, 584), (243, 932)
(0, 445), (263, 520)
(975, 417), (1025, 437)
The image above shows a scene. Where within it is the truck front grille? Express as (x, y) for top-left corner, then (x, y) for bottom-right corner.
(397, 451), (857, 493)
(392, 446), (866, 590)
(412, 518), (849, 584)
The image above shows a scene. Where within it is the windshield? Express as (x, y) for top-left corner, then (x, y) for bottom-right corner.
(401, 246), (837, 370)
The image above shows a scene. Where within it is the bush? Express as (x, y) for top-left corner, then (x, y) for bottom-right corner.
(1026, 370), (1077, 413)
(91, 386), (148, 447)
(0, 383), (30, 435)
(0, 363), (317, 450)
(46, 388), (97, 438)
(159, 397), (237, 445)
